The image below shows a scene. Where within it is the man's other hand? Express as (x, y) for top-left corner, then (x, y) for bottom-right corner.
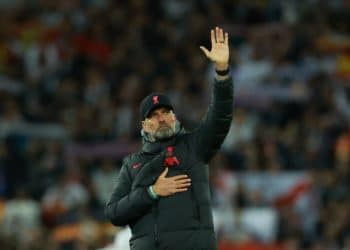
(152, 168), (191, 197)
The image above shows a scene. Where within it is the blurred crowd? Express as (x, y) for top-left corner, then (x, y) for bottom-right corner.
(0, 0), (350, 249)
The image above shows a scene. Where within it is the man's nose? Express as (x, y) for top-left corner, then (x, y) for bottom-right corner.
(157, 115), (166, 122)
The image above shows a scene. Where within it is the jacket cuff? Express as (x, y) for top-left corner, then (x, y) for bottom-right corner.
(214, 75), (232, 85)
(147, 186), (159, 200)
(215, 67), (230, 80)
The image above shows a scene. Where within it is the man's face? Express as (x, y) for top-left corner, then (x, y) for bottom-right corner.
(142, 107), (177, 140)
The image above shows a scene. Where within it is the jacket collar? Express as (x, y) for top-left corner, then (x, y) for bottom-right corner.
(141, 122), (185, 154)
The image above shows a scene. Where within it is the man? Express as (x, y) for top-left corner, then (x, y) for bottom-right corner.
(105, 27), (233, 250)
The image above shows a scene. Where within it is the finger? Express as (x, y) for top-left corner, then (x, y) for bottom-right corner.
(171, 175), (189, 181)
(215, 27), (220, 43)
(176, 183), (191, 188)
(211, 29), (215, 45)
(218, 28), (224, 43)
(160, 168), (168, 178)
(224, 32), (229, 45)
(200, 46), (210, 58)
(174, 188), (188, 193)
(175, 179), (191, 184)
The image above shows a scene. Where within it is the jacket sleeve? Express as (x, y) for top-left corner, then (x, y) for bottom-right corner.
(189, 75), (234, 163)
(105, 160), (156, 227)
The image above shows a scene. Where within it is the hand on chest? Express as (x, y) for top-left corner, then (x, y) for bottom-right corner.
(130, 143), (199, 189)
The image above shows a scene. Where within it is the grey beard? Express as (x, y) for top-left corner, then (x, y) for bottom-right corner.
(141, 120), (180, 142)
(153, 125), (176, 140)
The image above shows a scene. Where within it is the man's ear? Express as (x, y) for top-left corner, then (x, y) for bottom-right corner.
(142, 120), (149, 133)
(171, 111), (177, 121)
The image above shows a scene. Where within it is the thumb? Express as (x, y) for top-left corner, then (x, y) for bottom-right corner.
(200, 46), (210, 58)
(160, 167), (168, 178)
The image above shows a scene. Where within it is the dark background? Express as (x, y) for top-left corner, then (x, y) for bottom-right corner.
(0, 0), (350, 249)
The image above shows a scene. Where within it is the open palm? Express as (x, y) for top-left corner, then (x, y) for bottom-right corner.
(200, 27), (229, 69)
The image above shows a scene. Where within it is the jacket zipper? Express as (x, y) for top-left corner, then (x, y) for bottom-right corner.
(189, 185), (200, 221)
(154, 201), (160, 247)
(184, 169), (200, 221)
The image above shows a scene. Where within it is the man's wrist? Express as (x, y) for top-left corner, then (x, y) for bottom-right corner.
(215, 62), (229, 71)
(215, 65), (230, 81)
(148, 185), (159, 199)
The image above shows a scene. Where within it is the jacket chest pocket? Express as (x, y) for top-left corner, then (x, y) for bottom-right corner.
(130, 156), (160, 189)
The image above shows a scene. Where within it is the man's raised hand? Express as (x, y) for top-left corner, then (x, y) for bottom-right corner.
(200, 26), (229, 71)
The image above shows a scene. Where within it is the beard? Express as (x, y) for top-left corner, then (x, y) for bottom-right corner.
(153, 124), (176, 140)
